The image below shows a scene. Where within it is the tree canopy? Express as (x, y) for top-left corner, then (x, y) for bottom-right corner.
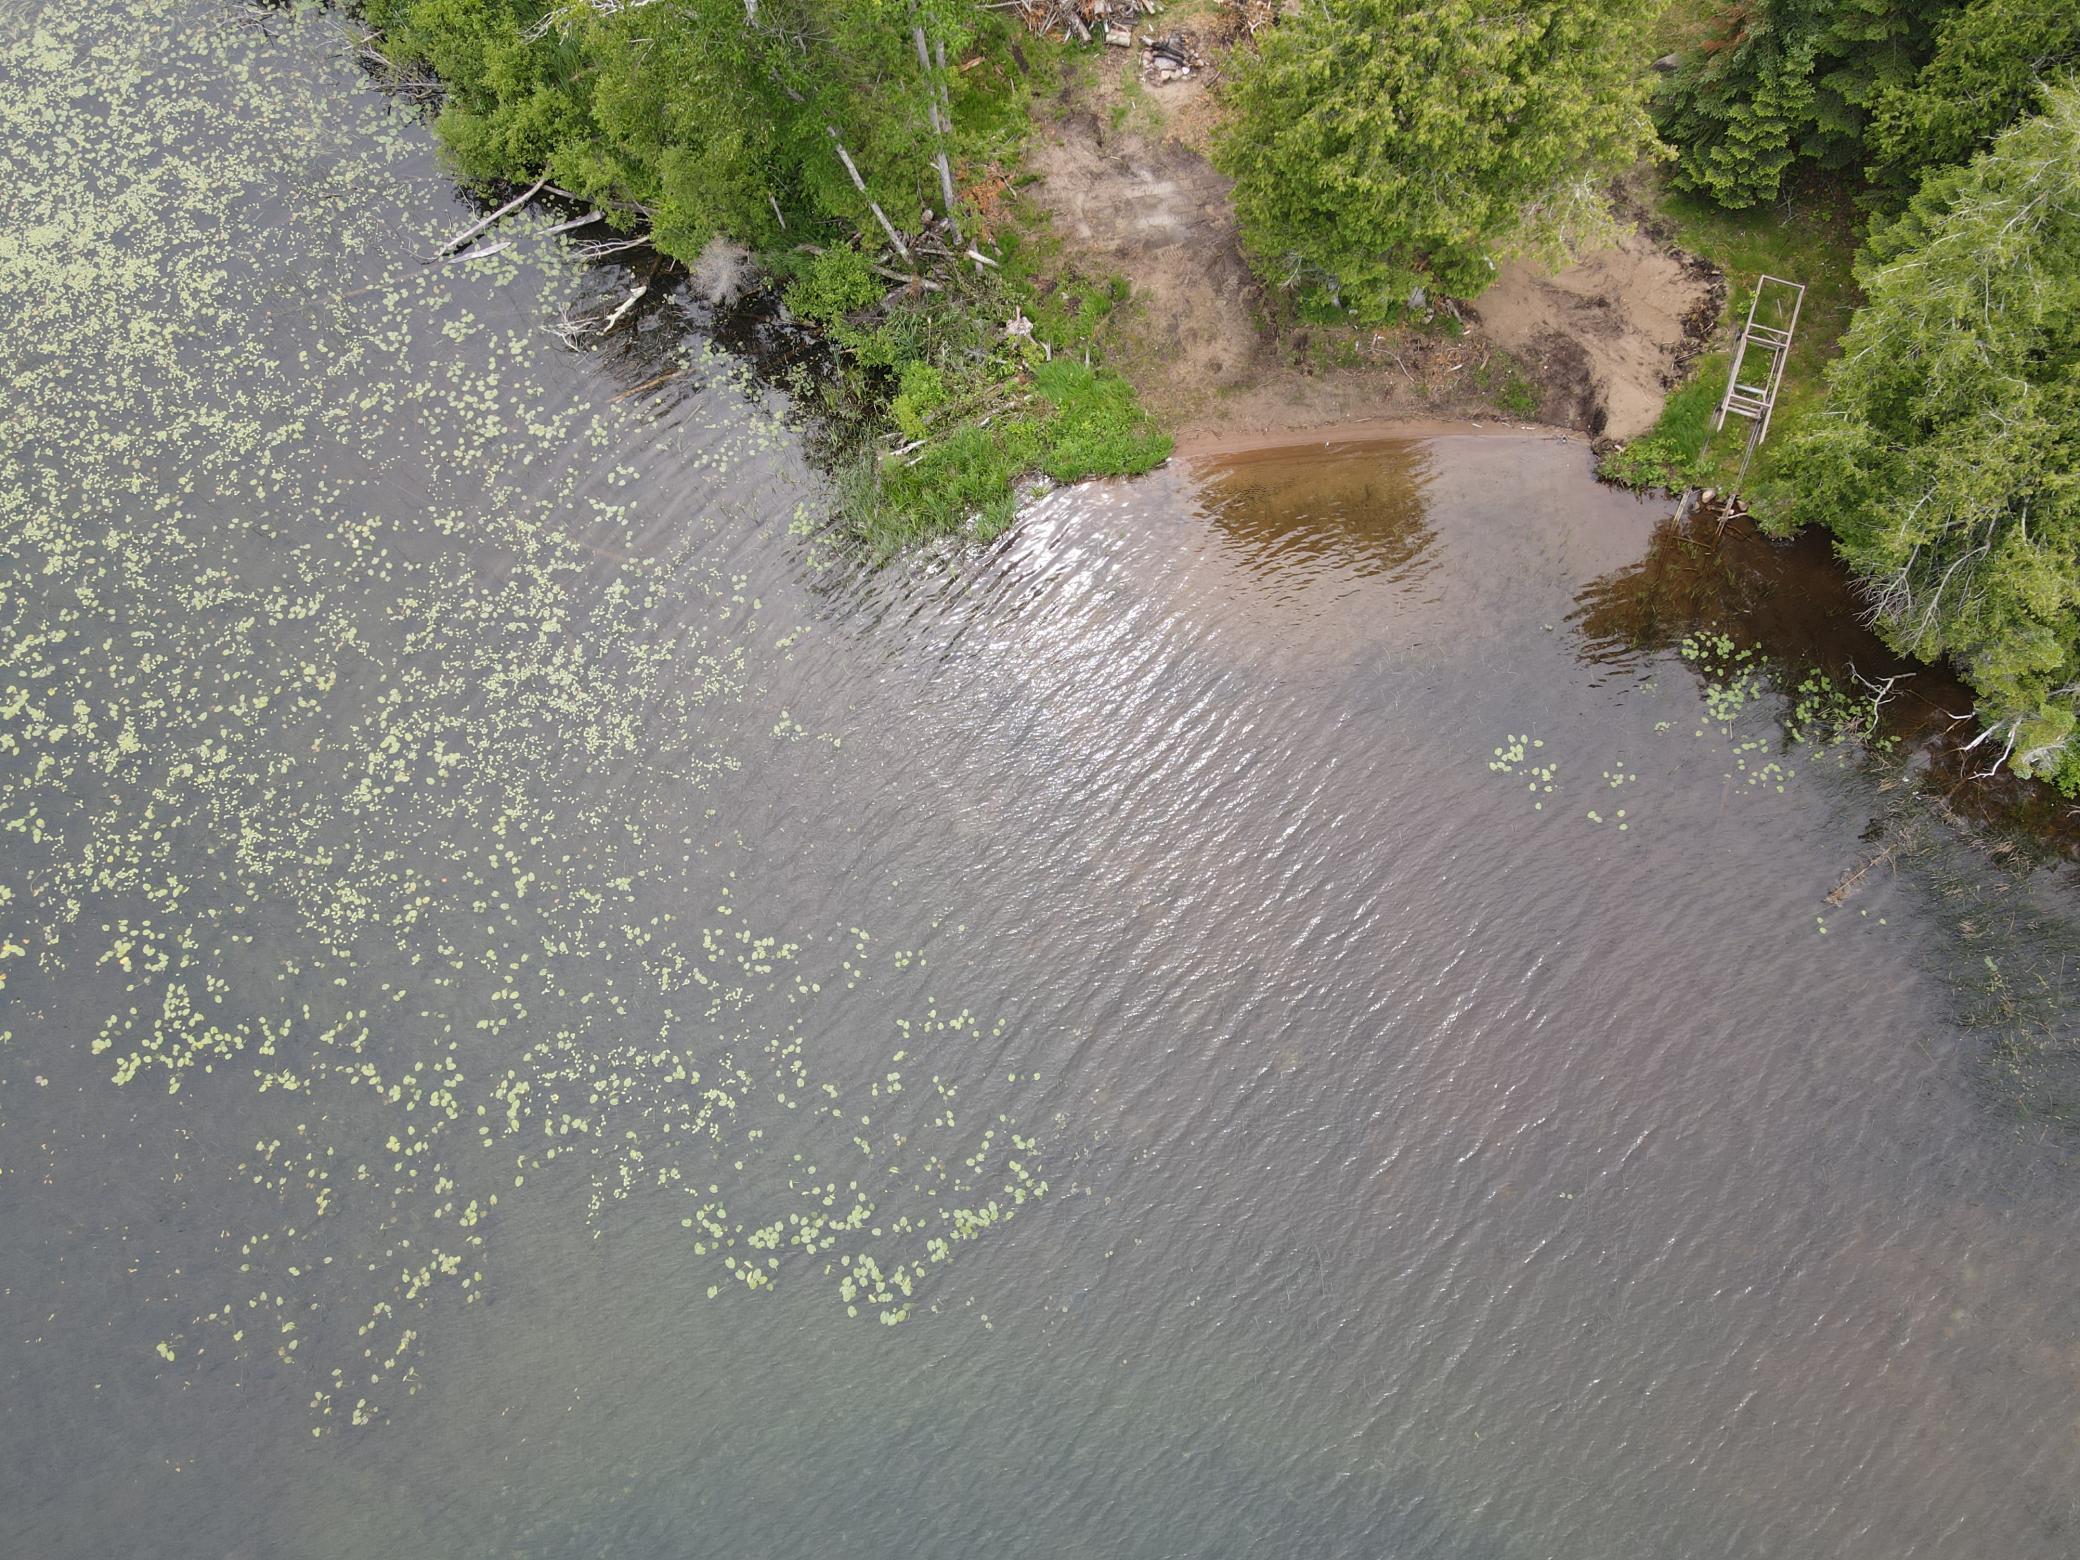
(1654, 0), (1957, 208)
(1865, 0), (2080, 202)
(1776, 84), (2080, 782)
(364, 0), (989, 259)
(1213, 0), (1662, 319)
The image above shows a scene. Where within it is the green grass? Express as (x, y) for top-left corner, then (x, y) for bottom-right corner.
(1597, 367), (1721, 489)
(853, 356), (1170, 559)
(1466, 348), (1541, 418)
(785, 29), (1175, 560)
(1109, 76), (1164, 136)
(1605, 172), (1865, 498)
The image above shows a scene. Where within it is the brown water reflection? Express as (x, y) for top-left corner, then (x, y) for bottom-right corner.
(1199, 441), (1439, 585)
(1575, 505), (2080, 842)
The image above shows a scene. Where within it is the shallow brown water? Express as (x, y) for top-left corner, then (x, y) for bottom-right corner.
(4, 6), (2080, 1559)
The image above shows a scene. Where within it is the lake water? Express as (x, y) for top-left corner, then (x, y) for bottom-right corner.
(3, 4), (2078, 1558)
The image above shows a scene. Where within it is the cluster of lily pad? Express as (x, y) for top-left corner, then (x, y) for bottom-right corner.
(1677, 633), (1889, 789)
(2, 0), (1048, 1438)
(1488, 733), (1559, 811)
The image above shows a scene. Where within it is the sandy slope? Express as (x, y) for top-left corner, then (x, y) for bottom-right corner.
(1025, 91), (1718, 448)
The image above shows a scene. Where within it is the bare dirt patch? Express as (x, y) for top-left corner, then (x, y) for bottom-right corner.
(1022, 52), (1719, 450)
(1027, 113), (1263, 399)
(1025, 110), (1501, 443)
(1473, 224), (1722, 439)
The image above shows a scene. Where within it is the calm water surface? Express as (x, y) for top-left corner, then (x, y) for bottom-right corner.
(3, 5), (2078, 1558)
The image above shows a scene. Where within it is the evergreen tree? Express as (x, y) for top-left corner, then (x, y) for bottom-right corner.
(1865, 0), (2080, 203)
(1656, 0), (1956, 207)
(364, 0), (981, 257)
(1213, 0), (1661, 320)
(1778, 85), (2080, 782)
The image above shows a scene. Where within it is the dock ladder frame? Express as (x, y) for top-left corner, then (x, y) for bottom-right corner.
(1713, 274), (1805, 482)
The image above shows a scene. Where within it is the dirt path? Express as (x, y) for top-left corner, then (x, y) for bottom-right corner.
(1024, 64), (1719, 450)
(1028, 114), (1263, 399)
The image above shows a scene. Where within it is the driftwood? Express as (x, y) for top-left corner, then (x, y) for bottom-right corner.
(533, 210), (605, 240)
(1826, 835), (1914, 906)
(613, 364), (699, 402)
(434, 173), (548, 257)
(598, 286), (648, 334)
(447, 238), (516, 264)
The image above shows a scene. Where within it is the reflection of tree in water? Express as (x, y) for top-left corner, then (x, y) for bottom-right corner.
(1575, 511), (2080, 843)
(1196, 445), (1439, 587)
(1578, 513), (2080, 1140)
(1569, 508), (2009, 764)
(1572, 509), (1911, 681)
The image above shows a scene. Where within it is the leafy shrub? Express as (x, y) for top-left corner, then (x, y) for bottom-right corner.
(785, 247), (882, 327)
(889, 360), (949, 441)
(1599, 435), (1701, 492)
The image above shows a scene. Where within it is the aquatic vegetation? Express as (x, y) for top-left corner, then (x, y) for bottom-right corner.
(1487, 636), (1897, 836)
(1678, 632), (1893, 790)
(1488, 734), (1558, 811)
(1, 0), (1048, 1436)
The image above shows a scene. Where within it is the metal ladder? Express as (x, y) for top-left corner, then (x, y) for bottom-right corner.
(1714, 274), (1805, 465)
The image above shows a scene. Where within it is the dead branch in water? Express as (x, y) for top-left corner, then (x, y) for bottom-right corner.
(568, 233), (656, 262)
(353, 34), (444, 104)
(446, 237), (516, 263)
(533, 210), (606, 241)
(597, 286), (648, 334)
(433, 173), (548, 258)
(613, 364), (697, 402)
(1826, 832), (1918, 906)
(1847, 667), (1909, 738)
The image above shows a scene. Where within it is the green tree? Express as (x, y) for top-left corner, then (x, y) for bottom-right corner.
(364, 0), (983, 257)
(1776, 84), (2080, 782)
(1213, 0), (1662, 320)
(1656, 0), (1957, 208)
(1865, 0), (2080, 203)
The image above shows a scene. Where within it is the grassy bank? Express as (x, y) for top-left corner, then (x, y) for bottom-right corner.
(1599, 174), (1863, 505)
(778, 213), (1171, 560)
